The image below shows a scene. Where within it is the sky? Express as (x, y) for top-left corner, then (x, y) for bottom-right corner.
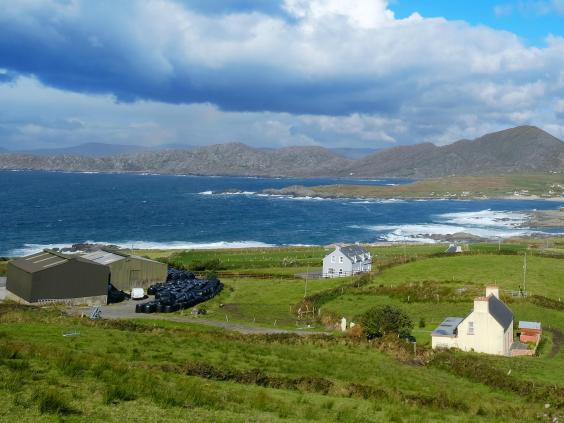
(0, 0), (563, 151)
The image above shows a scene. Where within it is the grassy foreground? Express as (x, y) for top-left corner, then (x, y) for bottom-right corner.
(1, 241), (563, 421)
(0, 304), (562, 422)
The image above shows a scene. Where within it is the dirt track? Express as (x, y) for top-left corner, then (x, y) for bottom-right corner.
(71, 300), (327, 336)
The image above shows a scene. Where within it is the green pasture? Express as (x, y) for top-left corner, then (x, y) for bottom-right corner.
(0, 304), (560, 422)
(191, 276), (345, 328)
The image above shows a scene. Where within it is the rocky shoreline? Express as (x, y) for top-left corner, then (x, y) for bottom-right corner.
(260, 185), (564, 202)
(526, 209), (564, 228)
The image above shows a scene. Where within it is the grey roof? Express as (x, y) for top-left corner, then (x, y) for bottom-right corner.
(339, 245), (369, 260)
(81, 249), (161, 265)
(519, 321), (541, 330)
(488, 295), (513, 331)
(11, 250), (103, 274)
(431, 317), (464, 337)
(82, 250), (125, 265)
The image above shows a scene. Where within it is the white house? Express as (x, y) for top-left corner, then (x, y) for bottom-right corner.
(432, 286), (514, 356)
(322, 245), (372, 278)
(445, 244), (463, 253)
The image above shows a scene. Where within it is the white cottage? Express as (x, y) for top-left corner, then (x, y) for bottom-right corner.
(322, 245), (372, 278)
(432, 286), (514, 356)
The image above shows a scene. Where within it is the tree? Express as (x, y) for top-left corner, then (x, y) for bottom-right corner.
(419, 317), (426, 328)
(358, 305), (413, 339)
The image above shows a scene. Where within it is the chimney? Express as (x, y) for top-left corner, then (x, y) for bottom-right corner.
(474, 296), (489, 313)
(485, 286), (499, 299)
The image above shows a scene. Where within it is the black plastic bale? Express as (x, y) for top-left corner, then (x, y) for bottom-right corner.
(145, 267), (222, 313)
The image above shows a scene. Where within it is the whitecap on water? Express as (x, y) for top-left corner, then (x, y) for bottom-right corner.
(7, 240), (280, 256)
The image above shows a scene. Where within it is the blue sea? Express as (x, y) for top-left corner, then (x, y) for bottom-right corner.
(1, 170), (562, 256)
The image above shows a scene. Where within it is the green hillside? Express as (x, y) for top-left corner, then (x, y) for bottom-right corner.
(1, 241), (563, 422)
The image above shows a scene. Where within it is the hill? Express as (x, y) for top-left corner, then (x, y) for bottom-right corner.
(0, 126), (562, 177)
(0, 143), (352, 177)
(345, 126), (564, 177)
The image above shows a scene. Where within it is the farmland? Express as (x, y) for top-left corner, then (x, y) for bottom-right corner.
(1, 239), (563, 422)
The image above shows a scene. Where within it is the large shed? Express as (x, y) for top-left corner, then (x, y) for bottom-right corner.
(6, 250), (110, 305)
(81, 249), (167, 292)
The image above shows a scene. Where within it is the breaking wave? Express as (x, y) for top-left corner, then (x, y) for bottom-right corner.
(435, 209), (529, 228)
(6, 240), (279, 257)
(358, 209), (542, 243)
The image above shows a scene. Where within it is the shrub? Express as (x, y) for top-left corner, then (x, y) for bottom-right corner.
(357, 305), (413, 339)
(346, 324), (364, 338)
(104, 384), (138, 404)
(419, 317), (426, 328)
(190, 258), (225, 272)
(34, 389), (77, 415)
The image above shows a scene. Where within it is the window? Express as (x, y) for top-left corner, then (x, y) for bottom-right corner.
(331, 256), (335, 263)
(339, 256), (344, 263)
(328, 268), (334, 274)
(467, 322), (474, 335)
(339, 268), (343, 275)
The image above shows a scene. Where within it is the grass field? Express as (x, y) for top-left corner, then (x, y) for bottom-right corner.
(1, 241), (563, 421)
(0, 304), (562, 422)
(136, 242), (563, 330)
(371, 254), (564, 298)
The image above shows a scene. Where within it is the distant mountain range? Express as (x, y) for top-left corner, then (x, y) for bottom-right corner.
(6, 143), (378, 160)
(342, 126), (564, 178)
(0, 126), (562, 177)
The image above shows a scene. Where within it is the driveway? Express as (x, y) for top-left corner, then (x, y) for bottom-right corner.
(70, 299), (328, 336)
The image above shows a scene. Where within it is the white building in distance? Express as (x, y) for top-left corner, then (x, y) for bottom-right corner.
(322, 245), (372, 278)
(432, 286), (514, 356)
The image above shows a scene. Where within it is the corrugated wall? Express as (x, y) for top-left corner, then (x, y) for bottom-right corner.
(108, 258), (167, 291)
(6, 263), (33, 302)
(30, 259), (109, 301)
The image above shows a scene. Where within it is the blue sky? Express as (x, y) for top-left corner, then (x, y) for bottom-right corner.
(391, 0), (564, 45)
(0, 0), (563, 150)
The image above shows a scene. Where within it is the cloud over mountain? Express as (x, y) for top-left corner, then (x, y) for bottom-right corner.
(0, 0), (563, 149)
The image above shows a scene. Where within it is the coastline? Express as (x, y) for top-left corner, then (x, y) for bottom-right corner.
(260, 185), (564, 203)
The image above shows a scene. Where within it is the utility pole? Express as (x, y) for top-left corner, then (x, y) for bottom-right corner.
(523, 252), (527, 295)
(304, 264), (309, 298)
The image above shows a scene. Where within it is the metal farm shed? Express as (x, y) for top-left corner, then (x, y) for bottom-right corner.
(6, 250), (110, 305)
(81, 249), (167, 292)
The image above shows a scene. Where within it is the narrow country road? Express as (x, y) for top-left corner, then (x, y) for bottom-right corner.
(70, 300), (329, 336)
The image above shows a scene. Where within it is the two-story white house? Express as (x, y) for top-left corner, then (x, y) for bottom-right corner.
(431, 286), (514, 356)
(322, 245), (372, 278)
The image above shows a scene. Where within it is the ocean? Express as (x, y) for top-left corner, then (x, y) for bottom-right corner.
(1, 170), (562, 256)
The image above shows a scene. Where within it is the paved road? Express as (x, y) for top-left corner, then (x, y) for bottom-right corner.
(71, 300), (327, 335)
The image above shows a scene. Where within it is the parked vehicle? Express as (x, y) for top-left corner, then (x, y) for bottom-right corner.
(131, 288), (145, 300)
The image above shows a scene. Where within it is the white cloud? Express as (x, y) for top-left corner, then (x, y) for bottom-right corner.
(283, 0), (395, 29)
(1, 0), (564, 149)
